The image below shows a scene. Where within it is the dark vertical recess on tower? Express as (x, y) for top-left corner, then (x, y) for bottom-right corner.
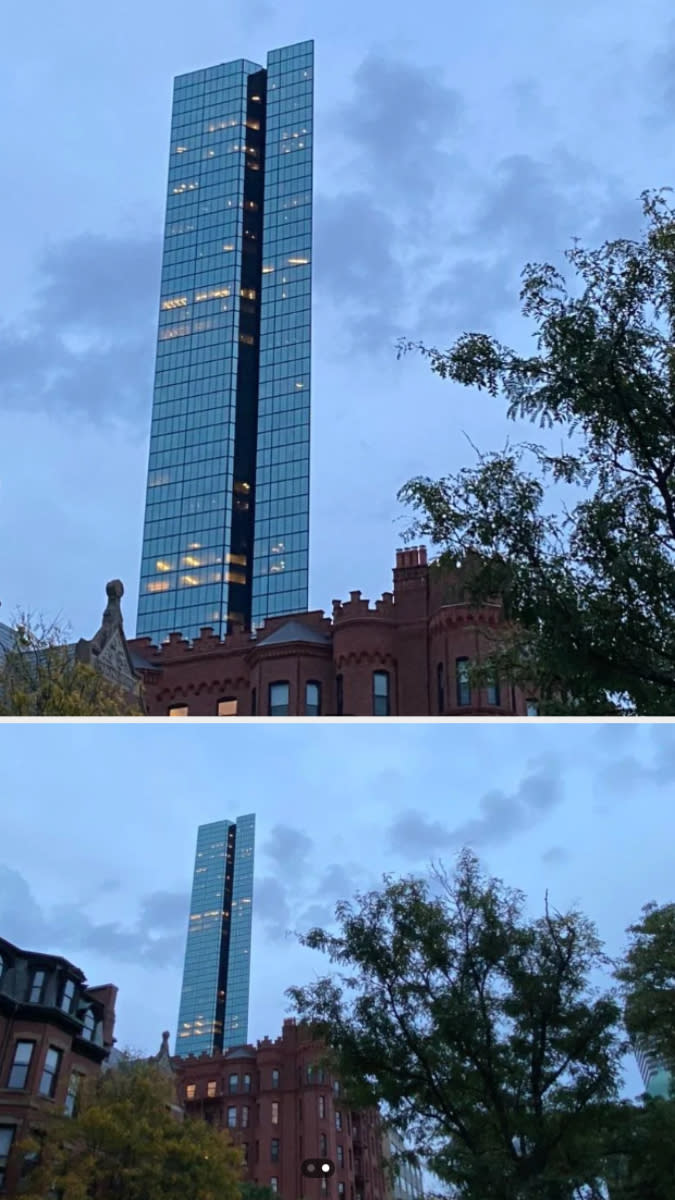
(227, 69), (267, 634)
(215, 825), (237, 1052)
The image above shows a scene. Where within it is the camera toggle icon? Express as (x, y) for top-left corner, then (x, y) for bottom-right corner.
(301, 1159), (336, 1178)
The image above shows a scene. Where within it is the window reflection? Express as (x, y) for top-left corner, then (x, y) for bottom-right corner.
(269, 682), (290, 717)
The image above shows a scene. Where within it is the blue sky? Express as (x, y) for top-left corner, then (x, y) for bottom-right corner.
(1, 719), (672, 1113)
(2, 0), (675, 637)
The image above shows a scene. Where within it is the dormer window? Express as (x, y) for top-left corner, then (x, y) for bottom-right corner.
(80, 1008), (96, 1041)
(60, 978), (76, 1014)
(28, 970), (46, 1003)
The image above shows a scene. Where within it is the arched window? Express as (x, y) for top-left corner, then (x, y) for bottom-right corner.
(372, 671), (390, 716)
(456, 658), (471, 707)
(305, 681), (321, 716)
(269, 681), (290, 716)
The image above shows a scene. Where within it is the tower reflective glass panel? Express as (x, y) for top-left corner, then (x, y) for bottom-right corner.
(175, 814), (255, 1057)
(137, 42), (313, 644)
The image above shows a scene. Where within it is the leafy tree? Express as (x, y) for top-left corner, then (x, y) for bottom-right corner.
(0, 612), (142, 715)
(397, 188), (675, 714)
(18, 1058), (244, 1200)
(240, 1184), (283, 1200)
(286, 849), (628, 1200)
(613, 900), (675, 1082)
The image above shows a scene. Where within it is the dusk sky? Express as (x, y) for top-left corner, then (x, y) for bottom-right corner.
(1, 720), (672, 1114)
(3, 0), (675, 637)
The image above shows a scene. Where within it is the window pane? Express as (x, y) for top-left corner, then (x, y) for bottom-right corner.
(64, 1071), (82, 1117)
(60, 979), (75, 1012)
(29, 971), (45, 1003)
(217, 698), (238, 716)
(305, 681), (320, 716)
(456, 659), (470, 706)
(486, 681), (500, 706)
(271, 1101), (279, 1124)
(229, 1073), (239, 1092)
(207, 1080), (217, 1097)
(39, 1048), (62, 1098)
(526, 700), (539, 716)
(168, 704), (189, 716)
(8, 1041), (34, 1089)
(227, 1106), (237, 1128)
(0, 1126), (15, 1188)
(372, 671), (389, 716)
(269, 681), (289, 716)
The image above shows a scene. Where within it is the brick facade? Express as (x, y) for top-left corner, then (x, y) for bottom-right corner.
(0, 937), (117, 1196)
(129, 548), (537, 717)
(173, 1017), (389, 1200)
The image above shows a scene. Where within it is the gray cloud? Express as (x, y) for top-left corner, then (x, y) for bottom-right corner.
(253, 877), (292, 942)
(334, 55), (463, 201)
(0, 864), (186, 968)
(592, 726), (675, 807)
(386, 758), (563, 856)
(261, 824), (314, 873)
(0, 231), (159, 423)
(541, 846), (571, 865)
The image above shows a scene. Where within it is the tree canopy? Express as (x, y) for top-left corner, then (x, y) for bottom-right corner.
(613, 899), (675, 1083)
(398, 189), (675, 714)
(0, 613), (141, 715)
(286, 849), (632, 1200)
(18, 1058), (245, 1200)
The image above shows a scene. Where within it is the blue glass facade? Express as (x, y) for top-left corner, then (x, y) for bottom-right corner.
(175, 814), (255, 1057)
(137, 42), (313, 644)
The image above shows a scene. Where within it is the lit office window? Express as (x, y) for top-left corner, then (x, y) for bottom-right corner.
(217, 698), (238, 716)
(168, 704), (189, 717)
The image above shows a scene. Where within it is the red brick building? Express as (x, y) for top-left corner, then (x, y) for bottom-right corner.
(172, 1017), (389, 1200)
(128, 548), (539, 717)
(0, 936), (117, 1196)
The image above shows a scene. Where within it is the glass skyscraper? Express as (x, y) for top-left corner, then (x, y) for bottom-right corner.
(175, 814), (255, 1057)
(137, 41), (313, 644)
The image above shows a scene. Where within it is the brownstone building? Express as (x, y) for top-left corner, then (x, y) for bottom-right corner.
(0, 936), (117, 1196)
(172, 1017), (389, 1200)
(128, 548), (539, 717)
